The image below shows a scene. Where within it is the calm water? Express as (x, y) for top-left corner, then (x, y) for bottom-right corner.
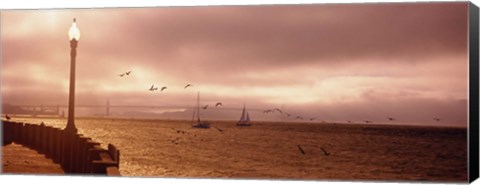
(6, 117), (468, 182)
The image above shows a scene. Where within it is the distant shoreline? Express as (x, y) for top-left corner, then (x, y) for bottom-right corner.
(4, 114), (468, 129)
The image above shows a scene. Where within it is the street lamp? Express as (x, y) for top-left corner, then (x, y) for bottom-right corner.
(65, 18), (80, 133)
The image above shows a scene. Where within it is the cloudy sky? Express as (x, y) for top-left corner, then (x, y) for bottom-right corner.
(1, 2), (469, 126)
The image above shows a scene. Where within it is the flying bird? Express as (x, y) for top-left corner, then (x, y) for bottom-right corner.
(184, 84), (193, 89)
(320, 147), (330, 156)
(214, 126), (223, 132)
(347, 120), (352, 123)
(215, 102), (223, 107)
(119, 71), (131, 77)
(263, 109), (272, 114)
(364, 120), (373, 123)
(273, 108), (282, 114)
(161, 87), (167, 91)
(202, 105), (209, 109)
(297, 145), (306, 155)
(433, 117), (441, 122)
(295, 116), (303, 120)
(309, 117), (316, 121)
(171, 138), (180, 145)
(387, 117), (395, 121)
(171, 128), (186, 134)
(149, 85), (158, 91)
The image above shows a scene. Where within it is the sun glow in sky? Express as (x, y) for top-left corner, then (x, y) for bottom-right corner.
(1, 3), (469, 126)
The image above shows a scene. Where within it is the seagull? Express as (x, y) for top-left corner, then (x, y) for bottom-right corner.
(285, 113), (291, 117)
(347, 120), (352, 123)
(202, 105), (209, 109)
(365, 120), (373, 123)
(149, 85), (158, 91)
(125, 71), (131, 75)
(184, 84), (193, 89)
(309, 117), (316, 121)
(171, 128), (186, 134)
(297, 145), (306, 155)
(433, 117), (441, 122)
(263, 109), (272, 114)
(160, 87), (167, 91)
(119, 73), (125, 77)
(320, 147), (330, 156)
(295, 116), (303, 120)
(171, 138), (180, 145)
(214, 126), (223, 132)
(273, 108), (282, 114)
(215, 102), (222, 107)
(387, 117), (395, 121)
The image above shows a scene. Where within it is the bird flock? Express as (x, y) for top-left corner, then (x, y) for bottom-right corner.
(118, 70), (223, 110)
(120, 70), (192, 93)
(117, 70), (444, 124)
(261, 106), (443, 125)
(118, 71), (131, 77)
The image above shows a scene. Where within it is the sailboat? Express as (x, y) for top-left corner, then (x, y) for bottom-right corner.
(191, 91), (211, 129)
(236, 104), (252, 126)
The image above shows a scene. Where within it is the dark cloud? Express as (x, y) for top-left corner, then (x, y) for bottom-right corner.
(94, 3), (467, 72)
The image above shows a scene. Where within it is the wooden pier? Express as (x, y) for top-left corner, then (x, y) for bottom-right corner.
(2, 120), (120, 176)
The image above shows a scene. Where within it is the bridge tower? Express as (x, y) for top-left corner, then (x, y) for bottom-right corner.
(56, 105), (60, 116)
(33, 106), (37, 117)
(106, 99), (110, 117)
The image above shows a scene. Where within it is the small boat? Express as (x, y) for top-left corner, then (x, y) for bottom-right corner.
(191, 92), (210, 129)
(236, 104), (252, 126)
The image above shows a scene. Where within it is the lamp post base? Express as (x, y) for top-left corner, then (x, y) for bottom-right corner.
(65, 124), (77, 133)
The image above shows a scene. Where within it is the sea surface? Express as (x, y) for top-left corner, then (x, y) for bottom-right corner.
(5, 117), (468, 182)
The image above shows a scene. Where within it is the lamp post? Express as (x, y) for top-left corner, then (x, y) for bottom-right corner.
(66, 18), (80, 133)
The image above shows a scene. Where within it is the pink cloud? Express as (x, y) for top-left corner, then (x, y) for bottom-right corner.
(1, 3), (469, 126)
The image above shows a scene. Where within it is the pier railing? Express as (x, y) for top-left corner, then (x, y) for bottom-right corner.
(2, 120), (121, 176)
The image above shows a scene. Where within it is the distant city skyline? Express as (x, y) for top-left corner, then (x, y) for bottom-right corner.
(1, 2), (469, 126)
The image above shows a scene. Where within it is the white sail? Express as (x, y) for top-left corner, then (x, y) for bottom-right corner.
(239, 105), (246, 122)
(192, 91), (210, 128)
(191, 106), (197, 123)
(191, 91), (200, 123)
(237, 104), (252, 126)
(197, 91), (200, 122)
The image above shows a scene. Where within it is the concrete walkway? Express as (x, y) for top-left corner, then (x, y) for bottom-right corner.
(2, 143), (64, 175)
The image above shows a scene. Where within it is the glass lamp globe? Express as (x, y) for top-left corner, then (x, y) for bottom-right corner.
(68, 19), (80, 41)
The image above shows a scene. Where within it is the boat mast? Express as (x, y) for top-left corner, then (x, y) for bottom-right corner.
(197, 91), (201, 122)
(191, 104), (196, 123)
(239, 104), (246, 121)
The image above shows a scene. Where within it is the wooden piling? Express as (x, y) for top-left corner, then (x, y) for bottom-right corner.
(84, 140), (101, 173)
(2, 121), (13, 145)
(3, 121), (121, 176)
